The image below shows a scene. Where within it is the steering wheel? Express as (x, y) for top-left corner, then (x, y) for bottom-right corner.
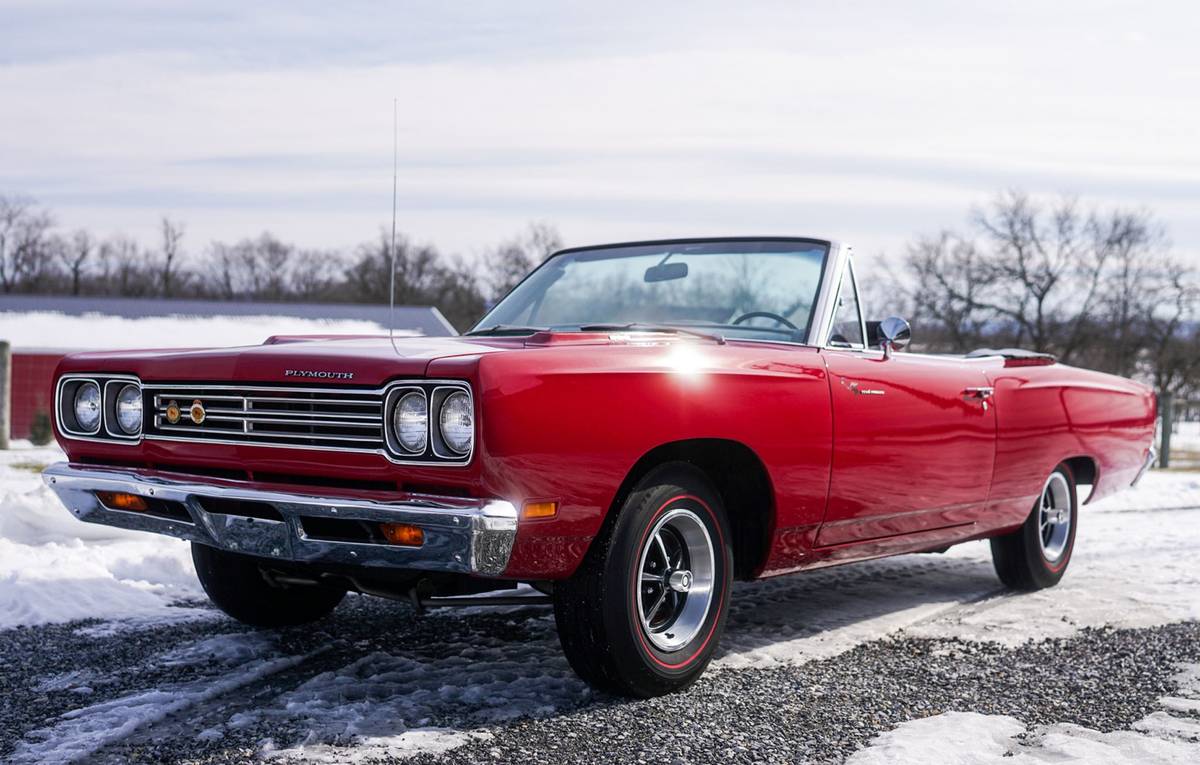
(731, 311), (798, 330)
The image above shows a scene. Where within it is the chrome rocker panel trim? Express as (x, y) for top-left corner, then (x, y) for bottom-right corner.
(41, 463), (518, 576)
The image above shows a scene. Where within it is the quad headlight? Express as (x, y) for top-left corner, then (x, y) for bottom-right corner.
(115, 383), (143, 435)
(393, 391), (428, 453)
(438, 390), (474, 455)
(57, 376), (143, 441)
(73, 382), (102, 433)
(384, 383), (473, 462)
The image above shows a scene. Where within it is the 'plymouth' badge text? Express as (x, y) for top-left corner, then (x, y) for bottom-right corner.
(284, 369), (355, 380)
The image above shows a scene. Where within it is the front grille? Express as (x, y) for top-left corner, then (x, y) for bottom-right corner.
(144, 384), (384, 451)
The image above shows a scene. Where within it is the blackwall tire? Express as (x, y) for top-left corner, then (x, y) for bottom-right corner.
(191, 542), (346, 627)
(553, 463), (733, 698)
(990, 464), (1078, 591)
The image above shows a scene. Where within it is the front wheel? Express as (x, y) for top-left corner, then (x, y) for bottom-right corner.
(990, 464), (1078, 590)
(191, 543), (346, 627)
(553, 464), (733, 698)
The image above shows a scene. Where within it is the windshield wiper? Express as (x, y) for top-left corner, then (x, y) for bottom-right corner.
(465, 324), (549, 336)
(578, 323), (726, 345)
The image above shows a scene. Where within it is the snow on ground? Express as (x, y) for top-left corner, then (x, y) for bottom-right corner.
(0, 311), (410, 351)
(710, 469), (1200, 666)
(3, 438), (1199, 761)
(0, 442), (205, 630)
(900, 473), (1200, 646)
(1173, 421), (1199, 451)
(1172, 421), (1200, 468)
(847, 662), (1200, 764)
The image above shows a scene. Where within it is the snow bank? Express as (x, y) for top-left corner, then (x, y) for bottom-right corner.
(0, 443), (205, 630)
(847, 663), (1200, 763)
(0, 311), (404, 351)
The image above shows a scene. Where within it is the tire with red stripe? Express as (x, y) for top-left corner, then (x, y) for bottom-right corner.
(553, 463), (733, 698)
(990, 463), (1078, 590)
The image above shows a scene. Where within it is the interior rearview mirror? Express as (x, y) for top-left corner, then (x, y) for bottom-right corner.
(644, 262), (688, 283)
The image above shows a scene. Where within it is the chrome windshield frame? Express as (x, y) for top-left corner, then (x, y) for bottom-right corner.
(472, 236), (847, 348)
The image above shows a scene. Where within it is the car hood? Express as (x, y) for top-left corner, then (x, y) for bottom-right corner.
(58, 335), (522, 386)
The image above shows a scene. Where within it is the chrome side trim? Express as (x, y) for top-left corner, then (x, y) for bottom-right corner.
(41, 462), (517, 576)
(1131, 446), (1156, 487)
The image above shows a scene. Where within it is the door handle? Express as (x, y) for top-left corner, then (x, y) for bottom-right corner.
(963, 387), (994, 410)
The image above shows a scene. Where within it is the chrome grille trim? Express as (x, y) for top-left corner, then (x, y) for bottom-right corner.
(132, 380), (473, 466)
(145, 384), (385, 451)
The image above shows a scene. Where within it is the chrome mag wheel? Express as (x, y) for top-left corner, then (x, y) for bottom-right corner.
(636, 506), (715, 652)
(1038, 472), (1072, 563)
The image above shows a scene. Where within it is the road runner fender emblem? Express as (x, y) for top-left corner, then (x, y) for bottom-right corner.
(848, 381), (885, 396)
(284, 370), (355, 380)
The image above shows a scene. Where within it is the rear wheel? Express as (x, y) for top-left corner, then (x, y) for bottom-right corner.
(553, 464), (733, 698)
(990, 465), (1078, 590)
(191, 543), (346, 627)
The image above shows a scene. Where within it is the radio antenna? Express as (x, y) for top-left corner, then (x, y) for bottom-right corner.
(389, 97), (398, 348)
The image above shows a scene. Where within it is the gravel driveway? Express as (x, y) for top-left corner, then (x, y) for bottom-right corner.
(2, 571), (1198, 763)
(2, 471), (1199, 763)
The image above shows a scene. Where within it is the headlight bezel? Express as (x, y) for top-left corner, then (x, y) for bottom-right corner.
(392, 389), (429, 454)
(72, 381), (102, 434)
(56, 374), (143, 444)
(382, 381), (473, 465)
(112, 382), (144, 436)
(436, 389), (474, 457)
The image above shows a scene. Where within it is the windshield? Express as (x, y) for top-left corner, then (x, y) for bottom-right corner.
(471, 239), (829, 343)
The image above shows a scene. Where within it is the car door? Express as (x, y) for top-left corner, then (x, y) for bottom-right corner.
(815, 259), (997, 547)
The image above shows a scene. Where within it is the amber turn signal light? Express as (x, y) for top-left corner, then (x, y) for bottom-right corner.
(96, 491), (149, 512)
(380, 522), (425, 546)
(522, 501), (558, 520)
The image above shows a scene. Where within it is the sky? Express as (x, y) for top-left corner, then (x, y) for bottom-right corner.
(2, 0), (1198, 268)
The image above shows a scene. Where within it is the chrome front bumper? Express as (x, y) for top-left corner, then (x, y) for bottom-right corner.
(41, 463), (518, 576)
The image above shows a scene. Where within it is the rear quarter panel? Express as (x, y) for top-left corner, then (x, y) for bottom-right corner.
(985, 363), (1155, 531)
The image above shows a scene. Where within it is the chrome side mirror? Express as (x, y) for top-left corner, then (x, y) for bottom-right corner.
(879, 316), (911, 359)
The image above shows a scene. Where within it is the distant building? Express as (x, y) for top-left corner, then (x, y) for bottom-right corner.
(0, 295), (455, 440)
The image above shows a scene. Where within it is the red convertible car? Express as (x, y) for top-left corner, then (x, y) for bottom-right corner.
(43, 237), (1156, 697)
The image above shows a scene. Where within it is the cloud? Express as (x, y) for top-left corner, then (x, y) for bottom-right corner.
(0, 1), (1197, 264)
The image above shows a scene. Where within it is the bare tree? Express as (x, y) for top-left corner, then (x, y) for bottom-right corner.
(899, 191), (1197, 396)
(343, 230), (486, 330)
(903, 193), (1146, 355)
(286, 248), (345, 300)
(483, 222), (562, 301)
(57, 229), (94, 296)
(904, 232), (995, 351)
(1136, 259), (1200, 397)
(158, 216), (185, 297)
(96, 235), (155, 296)
(0, 194), (54, 293)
